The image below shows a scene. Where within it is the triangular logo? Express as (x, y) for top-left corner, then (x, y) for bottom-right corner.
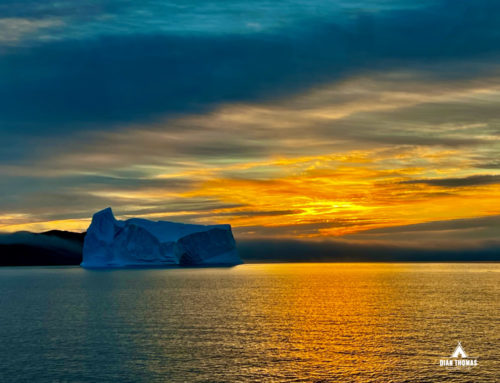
(450, 342), (468, 358)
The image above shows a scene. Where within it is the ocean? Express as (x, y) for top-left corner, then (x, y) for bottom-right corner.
(0, 263), (498, 382)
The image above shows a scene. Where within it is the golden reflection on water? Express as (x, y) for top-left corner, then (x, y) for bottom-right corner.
(220, 263), (500, 381)
(1, 263), (498, 382)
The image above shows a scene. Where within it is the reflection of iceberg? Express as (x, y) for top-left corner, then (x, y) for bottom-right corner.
(81, 208), (242, 268)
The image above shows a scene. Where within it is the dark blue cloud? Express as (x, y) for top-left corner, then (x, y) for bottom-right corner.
(352, 215), (500, 234)
(401, 174), (500, 187)
(1, 0), (500, 139)
(237, 238), (500, 262)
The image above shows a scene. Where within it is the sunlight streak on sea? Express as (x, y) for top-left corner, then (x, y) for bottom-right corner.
(0, 263), (498, 382)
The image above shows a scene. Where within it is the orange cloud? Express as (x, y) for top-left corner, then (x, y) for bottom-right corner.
(183, 150), (500, 238)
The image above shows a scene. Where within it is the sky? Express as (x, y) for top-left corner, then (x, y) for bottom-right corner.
(1, 0), (500, 251)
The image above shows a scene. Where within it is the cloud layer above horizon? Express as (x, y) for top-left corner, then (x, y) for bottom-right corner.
(1, 0), (499, 250)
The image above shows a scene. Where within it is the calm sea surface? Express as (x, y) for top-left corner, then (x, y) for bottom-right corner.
(0, 263), (498, 382)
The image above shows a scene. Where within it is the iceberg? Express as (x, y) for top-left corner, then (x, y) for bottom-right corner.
(81, 208), (242, 268)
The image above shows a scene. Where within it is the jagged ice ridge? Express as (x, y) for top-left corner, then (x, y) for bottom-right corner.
(81, 208), (242, 268)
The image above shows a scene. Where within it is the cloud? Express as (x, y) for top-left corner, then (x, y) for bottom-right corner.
(1, 68), (500, 236)
(0, 18), (63, 45)
(2, 0), (500, 136)
(341, 215), (500, 250)
(0, 0), (438, 41)
(237, 238), (500, 262)
(474, 162), (500, 169)
(401, 174), (500, 187)
(1, 0), (500, 245)
(353, 215), (500, 234)
(3, 68), (499, 170)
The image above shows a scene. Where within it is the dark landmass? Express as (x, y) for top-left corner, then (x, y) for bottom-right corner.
(0, 231), (85, 266)
(1, 231), (499, 266)
(41, 230), (86, 243)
